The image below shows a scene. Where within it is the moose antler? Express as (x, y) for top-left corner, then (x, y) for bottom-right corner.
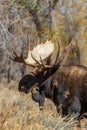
(11, 36), (75, 79)
(30, 38), (60, 75)
(10, 35), (54, 68)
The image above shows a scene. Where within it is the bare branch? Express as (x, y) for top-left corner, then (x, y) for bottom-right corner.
(51, 0), (59, 10)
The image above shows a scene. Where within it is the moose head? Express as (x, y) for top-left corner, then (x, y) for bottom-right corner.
(10, 37), (75, 93)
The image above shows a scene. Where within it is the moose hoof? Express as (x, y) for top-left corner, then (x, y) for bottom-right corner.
(39, 106), (44, 110)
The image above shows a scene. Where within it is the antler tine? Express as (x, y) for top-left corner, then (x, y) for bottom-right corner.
(10, 47), (18, 61)
(40, 55), (51, 69)
(10, 47), (25, 63)
(39, 55), (45, 67)
(31, 53), (41, 66)
(20, 52), (25, 61)
(53, 38), (60, 66)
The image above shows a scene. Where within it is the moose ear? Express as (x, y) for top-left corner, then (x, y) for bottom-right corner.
(64, 90), (70, 98)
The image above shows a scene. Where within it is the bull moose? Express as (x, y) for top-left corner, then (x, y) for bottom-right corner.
(10, 38), (87, 116)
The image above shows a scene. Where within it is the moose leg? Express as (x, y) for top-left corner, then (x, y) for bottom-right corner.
(62, 96), (81, 117)
(31, 88), (45, 110)
(39, 91), (45, 110)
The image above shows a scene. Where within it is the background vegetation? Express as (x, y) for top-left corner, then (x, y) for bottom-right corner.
(0, 0), (87, 129)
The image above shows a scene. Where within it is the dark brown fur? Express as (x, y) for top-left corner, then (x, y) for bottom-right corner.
(30, 65), (87, 116)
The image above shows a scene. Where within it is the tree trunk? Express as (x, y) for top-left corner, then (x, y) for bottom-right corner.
(27, 0), (59, 41)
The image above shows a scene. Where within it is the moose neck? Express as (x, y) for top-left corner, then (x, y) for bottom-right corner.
(35, 64), (60, 86)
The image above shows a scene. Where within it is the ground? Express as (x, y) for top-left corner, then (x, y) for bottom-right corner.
(0, 81), (87, 130)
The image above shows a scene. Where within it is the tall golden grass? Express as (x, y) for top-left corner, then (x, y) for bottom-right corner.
(0, 81), (87, 130)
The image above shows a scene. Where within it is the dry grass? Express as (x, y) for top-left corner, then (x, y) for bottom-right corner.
(0, 81), (87, 130)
